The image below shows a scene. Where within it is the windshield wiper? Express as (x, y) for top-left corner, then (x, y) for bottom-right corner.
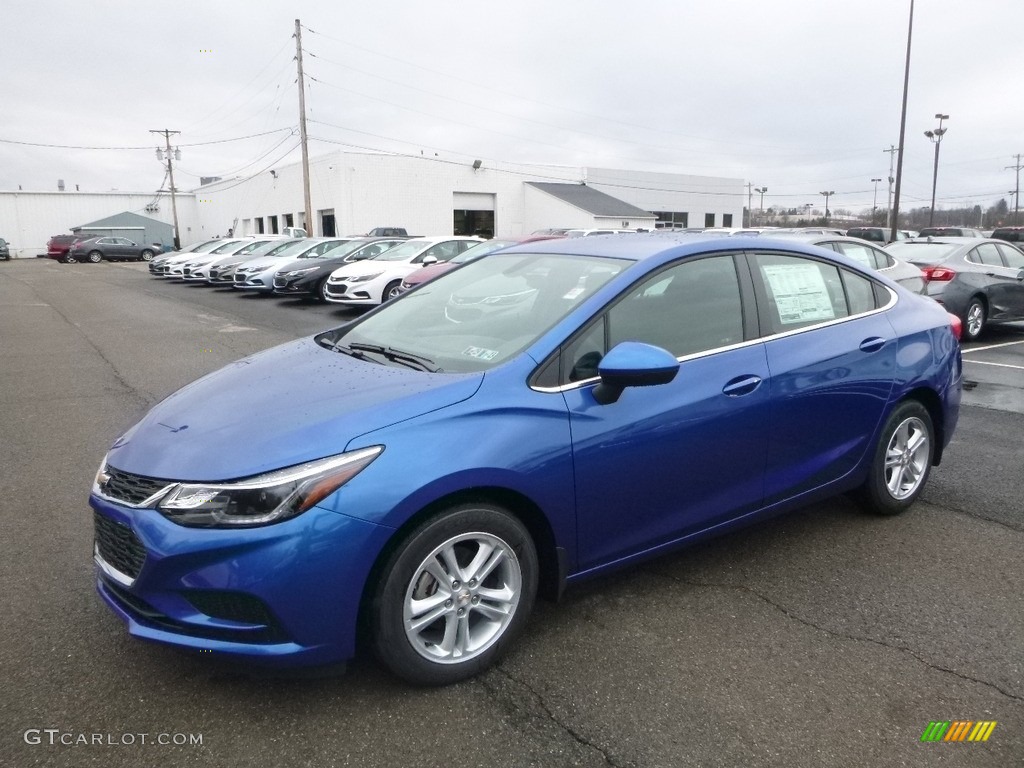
(348, 342), (441, 372)
(329, 341), (383, 364)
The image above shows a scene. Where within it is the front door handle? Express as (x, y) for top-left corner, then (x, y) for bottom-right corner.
(859, 337), (886, 353)
(722, 375), (762, 397)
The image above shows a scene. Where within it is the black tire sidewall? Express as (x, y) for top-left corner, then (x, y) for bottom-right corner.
(318, 278), (330, 302)
(383, 280), (401, 302)
(371, 504), (538, 686)
(88, 251), (102, 263)
(859, 400), (934, 515)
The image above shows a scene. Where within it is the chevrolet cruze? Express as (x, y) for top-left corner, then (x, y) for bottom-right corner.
(90, 234), (961, 685)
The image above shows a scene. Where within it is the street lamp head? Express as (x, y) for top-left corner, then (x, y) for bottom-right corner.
(935, 113), (949, 120)
(924, 130), (934, 139)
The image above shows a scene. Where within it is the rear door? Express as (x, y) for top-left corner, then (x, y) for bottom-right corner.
(969, 242), (1020, 320)
(748, 250), (896, 504)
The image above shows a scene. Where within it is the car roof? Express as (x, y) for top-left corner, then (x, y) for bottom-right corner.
(500, 231), (868, 266)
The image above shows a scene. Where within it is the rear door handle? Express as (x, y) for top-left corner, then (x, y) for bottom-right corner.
(859, 337), (886, 353)
(722, 375), (762, 397)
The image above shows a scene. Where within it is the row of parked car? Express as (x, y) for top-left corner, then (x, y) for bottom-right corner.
(119, 225), (1024, 340)
(147, 234), (537, 308)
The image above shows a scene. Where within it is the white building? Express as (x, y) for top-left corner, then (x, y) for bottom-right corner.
(0, 190), (202, 259)
(0, 152), (744, 257)
(196, 151), (744, 240)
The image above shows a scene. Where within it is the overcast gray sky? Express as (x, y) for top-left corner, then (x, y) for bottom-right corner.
(3, 0), (1022, 216)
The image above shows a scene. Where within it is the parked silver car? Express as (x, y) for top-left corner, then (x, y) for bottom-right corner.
(232, 238), (352, 291)
(755, 233), (926, 294)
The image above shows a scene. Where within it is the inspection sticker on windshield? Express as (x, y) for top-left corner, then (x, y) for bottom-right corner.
(462, 346), (500, 361)
(763, 263), (836, 324)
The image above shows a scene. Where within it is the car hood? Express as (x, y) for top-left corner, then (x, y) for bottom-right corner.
(240, 254), (296, 273)
(106, 337), (483, 481)
(331, 259), (412, 278)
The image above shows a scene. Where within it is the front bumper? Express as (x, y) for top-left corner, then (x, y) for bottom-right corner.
(90, 494), (392, 667)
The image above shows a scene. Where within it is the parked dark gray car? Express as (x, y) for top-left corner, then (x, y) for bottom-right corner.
(886, 238), (1024, 340)
(70, 236), (162, 263)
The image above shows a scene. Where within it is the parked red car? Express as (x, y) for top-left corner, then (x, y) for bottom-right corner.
(46, 235), (82, 263)
(396, 235), (565, 294)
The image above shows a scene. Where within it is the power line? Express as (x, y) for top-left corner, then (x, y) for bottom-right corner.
(0, 128), (294, 151)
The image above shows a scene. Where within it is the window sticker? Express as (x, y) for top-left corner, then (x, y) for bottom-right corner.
(763, 263), (835, 325)
(462, 346), (500, 361)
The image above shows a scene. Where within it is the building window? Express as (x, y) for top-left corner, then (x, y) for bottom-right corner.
(454, 209), (493, 238)
(722, 214), (733, 227)
(319, 209), (336, 237)
(267, 215), (279, 234)
(241, 219), (251, 235)
(704, 213), (716, 228)
(255, 218), (265, 234)
(654, 211), (688, 229)
(283, 213), (294, 228)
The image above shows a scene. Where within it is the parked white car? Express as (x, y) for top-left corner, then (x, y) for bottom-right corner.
(324, 236), (483, 306)
(181, 239), (278, 281)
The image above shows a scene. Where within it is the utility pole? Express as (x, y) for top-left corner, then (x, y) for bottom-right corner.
(746, 183), (754, 227)
(151, 129), (181, 250)
(883, 145), (897, 229)
(294, 19), (313, 236)
(1006, 154), (1023, 224)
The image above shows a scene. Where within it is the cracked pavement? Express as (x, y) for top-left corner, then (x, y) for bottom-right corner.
(1, 259), (1021, 767)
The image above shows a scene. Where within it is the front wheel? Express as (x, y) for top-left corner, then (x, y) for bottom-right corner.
(87, 250), (103, 264)
(962, 297), (986, 341)
(383, 280), (402, 302)
(317, 278), (331, 303)
(370, 503), (538, 685)
(857, 400), (934, 515)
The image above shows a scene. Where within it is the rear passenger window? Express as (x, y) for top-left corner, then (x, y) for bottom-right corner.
(997, 243), (1024, 269)
(842, 270), (877, 315)
(755, 254), (849, 333)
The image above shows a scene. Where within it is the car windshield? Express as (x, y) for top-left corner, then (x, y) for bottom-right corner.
(269, 240), (318, 258)
(373, 240), (437, 262)
(320, 240), (373, 259)
(209, 240), (245, 254)
(317, 252), (628, 373)
(886, 242), (960, 264)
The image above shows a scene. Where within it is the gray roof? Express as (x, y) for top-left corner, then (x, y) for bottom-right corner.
(73, 211), (167, 230)
(527, 182), (652, 218)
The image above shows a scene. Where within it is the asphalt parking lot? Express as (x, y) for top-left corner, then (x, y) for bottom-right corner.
(1, 258), (1021, 768)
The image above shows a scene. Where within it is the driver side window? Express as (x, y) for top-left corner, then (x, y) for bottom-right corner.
(560, 255), (744, 384)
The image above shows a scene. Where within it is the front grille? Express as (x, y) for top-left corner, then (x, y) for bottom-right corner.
(273, 277), (287, 288)
(101, 466), (170, 506)
(94, 512), (147, 580)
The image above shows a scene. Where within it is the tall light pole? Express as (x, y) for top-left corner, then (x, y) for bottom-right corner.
(924, 113), (949, 227)
(820, 191), (835, 220)
(1007, 154), (1023, 225)
(871, 178), (882, 223)
(754, 187), (767, 225)
(805, 203), (813, 222)
(890, 0), (915, 243)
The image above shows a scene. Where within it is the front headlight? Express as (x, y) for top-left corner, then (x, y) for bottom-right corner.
(155, 446), (383, 528)
(348, 272), (383, 283)
(284, 267), (319, 277)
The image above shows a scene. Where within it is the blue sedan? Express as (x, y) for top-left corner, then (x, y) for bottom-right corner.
(90, 234), (962, 684)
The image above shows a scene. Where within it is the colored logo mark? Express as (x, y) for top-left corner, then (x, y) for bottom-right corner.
(920, 721), (996, 742)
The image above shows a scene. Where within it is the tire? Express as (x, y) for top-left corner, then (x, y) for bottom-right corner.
(962, 297), (986, 341)
(140, 249), (154, 262)
(317, 278), (331, 303)
(370, 503), (538, 686)
(383, 280), (402, 302)
(87, 250), (103, 264)
(63, 252), (77, 264)
(857, 400), (934, 515)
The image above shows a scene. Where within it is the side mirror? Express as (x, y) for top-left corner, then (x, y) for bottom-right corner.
(421, 255), (438, 266)
(593, 342), (678, 405)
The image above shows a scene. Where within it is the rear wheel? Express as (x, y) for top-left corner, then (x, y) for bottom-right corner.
(87, 251), (103, 264)
(857, 400), (934, 515)
(370, 503), (538, 685)
(63, 252), (77, 264)
(962, 297), (986, 341)
(140, 249), (154, 262)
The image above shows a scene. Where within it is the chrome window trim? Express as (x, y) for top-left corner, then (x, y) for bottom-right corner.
(530, 284), (898, 394)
